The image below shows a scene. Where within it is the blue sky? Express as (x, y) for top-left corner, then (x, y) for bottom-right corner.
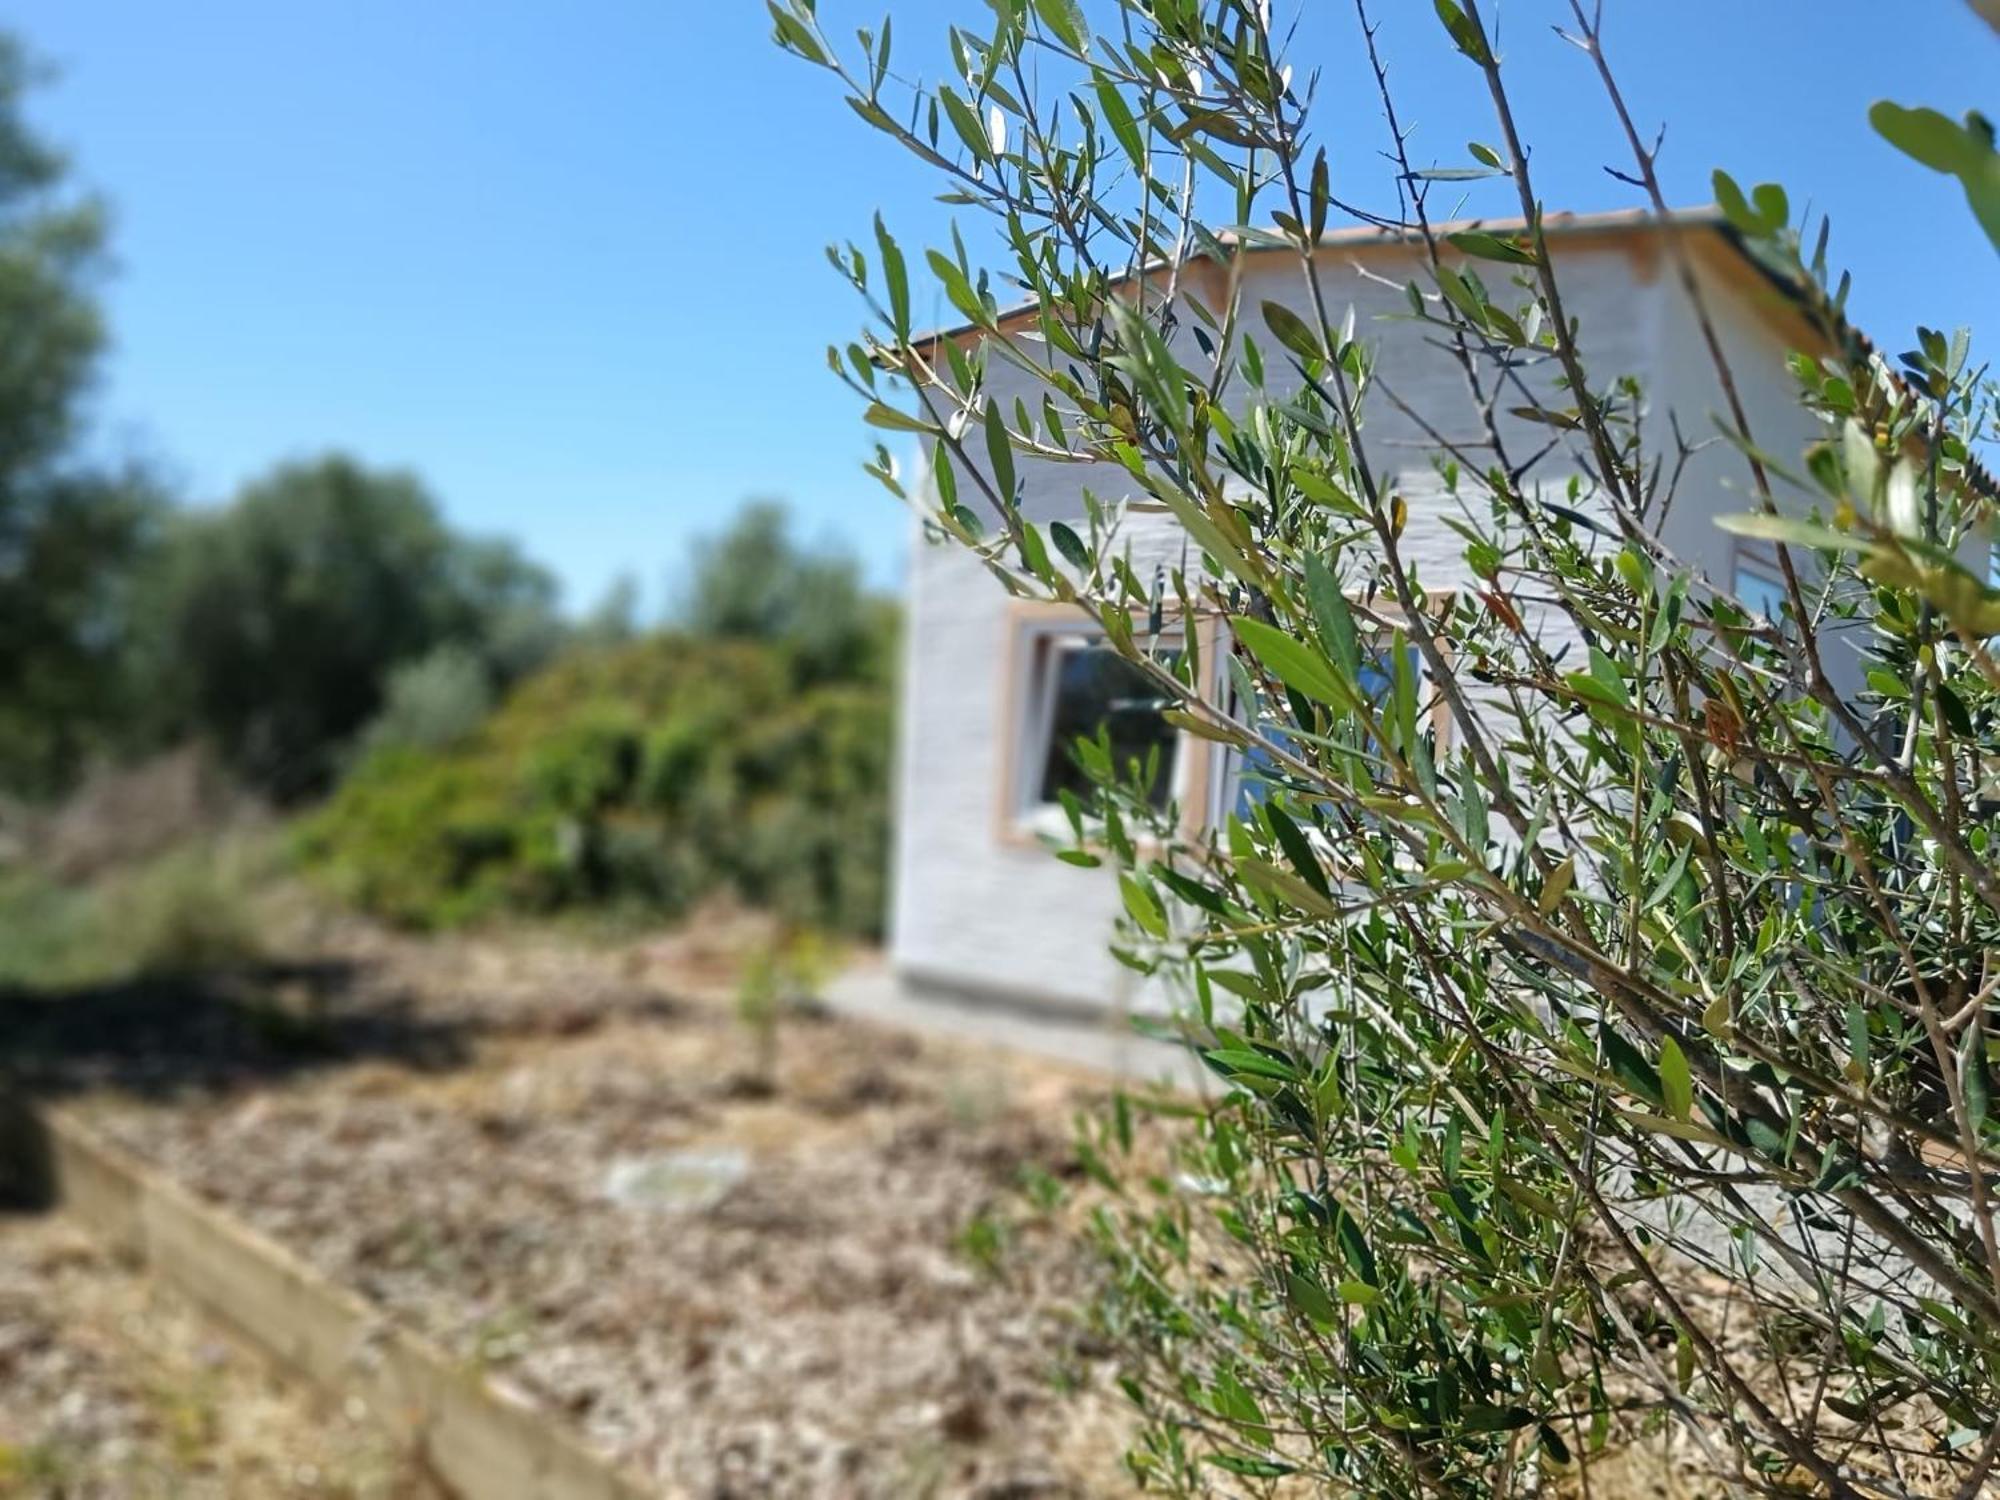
(12, 1), (1996, 612)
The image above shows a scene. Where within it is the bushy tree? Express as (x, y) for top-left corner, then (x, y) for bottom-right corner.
(575, 572), (644, 651)
(675, 498), (895, 684)
(352, 644), (496, 759)
(130, 454), (561, 797)
(0, 35), (166, 795)
(301, 499), (897, 934)
(780, 2), (2000, 1493)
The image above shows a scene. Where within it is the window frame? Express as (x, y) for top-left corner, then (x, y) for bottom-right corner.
(996, 601), (1215, 847)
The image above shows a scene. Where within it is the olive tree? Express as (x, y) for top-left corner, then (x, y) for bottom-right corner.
(128, 455), (562, 798)
(777, 2), (2000, 1493)
(0, 33), (167, 797)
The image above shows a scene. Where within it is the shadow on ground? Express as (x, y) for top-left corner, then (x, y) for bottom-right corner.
(0, 958), (474, 1102)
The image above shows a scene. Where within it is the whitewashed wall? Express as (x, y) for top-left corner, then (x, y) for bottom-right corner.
(1657, 251), (1874, 701)
(891, 228), (1814, 1011)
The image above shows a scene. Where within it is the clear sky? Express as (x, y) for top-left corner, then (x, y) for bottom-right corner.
(11, 1), (1997, 613)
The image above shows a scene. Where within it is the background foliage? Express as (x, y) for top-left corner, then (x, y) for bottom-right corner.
(122, 454), (563, 798)
(297, 504), (895, 936)
(0, 26), (574, 805)
(0, 34), (164, 796)
(0, 24), (898, 964)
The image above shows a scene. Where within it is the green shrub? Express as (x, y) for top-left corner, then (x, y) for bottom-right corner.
(0, 865), (109, 989)
(0, 832), (268, 989)
(353, 644), (496, 759)
(106, 837), (267, 974)
(783, 0), (2000, 1491)
(297, 629), (892, 936)
(122, 455), (562, 799)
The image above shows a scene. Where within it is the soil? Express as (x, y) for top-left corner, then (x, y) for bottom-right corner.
(31, 909), (1138, 1499)
(8, 902), (1929, 1499)
(0, 1212), (428, 1499)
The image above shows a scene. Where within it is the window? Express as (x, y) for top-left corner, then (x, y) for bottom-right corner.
(1214, 632), (1440, 824)
(1733, 541), (1787, 622)
(1223, 724), (1296, 819)
(1007, 618), (1184, 832)
(1031, 638), (1180, 809)
(1356, 641), (1423, 715)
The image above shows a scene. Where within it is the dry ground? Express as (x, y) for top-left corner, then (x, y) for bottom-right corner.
(0, 1211), (428, 1498)
(18, 908), (1137, 1499)
(5, 898), (1828, 1499)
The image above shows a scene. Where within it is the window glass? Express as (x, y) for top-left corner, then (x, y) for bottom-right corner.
(1035, 641), (1179, 811)
(1231, 726), (1294, 817)
(1733, 544), (1787, 622)
(1226, 640), (1423, 818)
(1356, 642), (1420, 712)
(1734, 565), (1787, 621)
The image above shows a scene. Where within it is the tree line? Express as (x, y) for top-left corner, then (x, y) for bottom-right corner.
(0, 33), (586, 802)
(0, 25), (894, 939)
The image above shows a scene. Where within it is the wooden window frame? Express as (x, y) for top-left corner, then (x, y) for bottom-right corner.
(994, 600), (1219, 849)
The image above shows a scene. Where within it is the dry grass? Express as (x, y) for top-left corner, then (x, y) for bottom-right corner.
(0, 1214), (427, 1499)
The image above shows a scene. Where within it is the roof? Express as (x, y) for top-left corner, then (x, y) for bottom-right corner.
(909, 205), (1999, 501)
(909, 205), (1733, 350)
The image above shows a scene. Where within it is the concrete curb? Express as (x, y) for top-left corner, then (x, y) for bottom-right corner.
(6, 1099), (658, 1500)
(822, 959), (1210, 1092)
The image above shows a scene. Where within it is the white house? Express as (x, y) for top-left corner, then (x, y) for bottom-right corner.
(880, 209), (1868, 1025)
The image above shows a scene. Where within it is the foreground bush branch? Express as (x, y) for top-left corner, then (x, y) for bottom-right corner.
(779, 1), (2000, 1492)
